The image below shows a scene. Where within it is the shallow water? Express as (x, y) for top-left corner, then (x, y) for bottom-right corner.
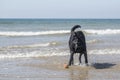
(0, 54), (120, 80)
(0, 19), (120, 58)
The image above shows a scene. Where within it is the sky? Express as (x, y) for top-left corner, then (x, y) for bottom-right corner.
(0, 0), (120, 19)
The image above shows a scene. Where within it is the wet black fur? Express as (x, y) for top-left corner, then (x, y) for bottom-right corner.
(68, 25), (88, 66)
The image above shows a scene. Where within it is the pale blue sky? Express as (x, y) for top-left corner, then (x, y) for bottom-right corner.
(0, 0), (120, 19)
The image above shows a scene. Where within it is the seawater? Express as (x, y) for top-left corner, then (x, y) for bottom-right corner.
(0, 19), (120, 59)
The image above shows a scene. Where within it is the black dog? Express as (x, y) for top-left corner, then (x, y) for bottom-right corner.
(68, 25), (88, 66)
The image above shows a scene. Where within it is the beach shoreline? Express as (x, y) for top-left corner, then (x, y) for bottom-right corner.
(0, 54), (120, 80)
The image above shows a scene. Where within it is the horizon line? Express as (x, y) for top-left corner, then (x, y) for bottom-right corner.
(0, 17), (120, 20)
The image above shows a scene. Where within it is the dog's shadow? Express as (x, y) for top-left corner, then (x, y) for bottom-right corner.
(92, 63), (116, 69)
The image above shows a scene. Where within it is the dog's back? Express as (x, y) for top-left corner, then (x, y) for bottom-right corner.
(69, 30), (86, 53)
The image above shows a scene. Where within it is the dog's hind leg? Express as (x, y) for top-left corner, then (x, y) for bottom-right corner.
(84, 51), (88, 64)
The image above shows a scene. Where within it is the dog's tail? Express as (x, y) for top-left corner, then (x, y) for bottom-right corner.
(71, 25), (81, 32)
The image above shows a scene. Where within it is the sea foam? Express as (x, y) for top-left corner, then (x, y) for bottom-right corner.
(85, 29), (120, 35)
(0, 29), (120, 36)
(0, 30), (70, 36)
(0, 49), (120, 59)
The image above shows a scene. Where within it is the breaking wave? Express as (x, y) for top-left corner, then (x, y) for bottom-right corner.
(0, 30), (70, 36)
(0, 48), (120, 59)
(87, 39), (101, 44)
(85, 29), (120, 35)
(0, 42), (58, 49)
(0, 51), (68, 59)
(89, 49), (120, 55)
(0, 29), (120, 36)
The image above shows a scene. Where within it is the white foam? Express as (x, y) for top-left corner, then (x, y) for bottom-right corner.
(9, 43), (50, 48)
(0, 48), (120, 59)
(0, 30), (70, 36)
(84, 29), (120, 35)
(87, 39), (101, 44)
(89, 49), (120, 55)
(5, 42), (58, 49)
(0, 51), (69, 59)
(0, 29), (120, 36)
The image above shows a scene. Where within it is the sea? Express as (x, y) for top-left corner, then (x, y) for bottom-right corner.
(0, 19), (120, 59)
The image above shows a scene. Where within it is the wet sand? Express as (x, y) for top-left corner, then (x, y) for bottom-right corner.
(0, 54), (120, 80)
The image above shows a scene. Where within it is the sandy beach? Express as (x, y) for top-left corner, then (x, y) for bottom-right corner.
(0, 54), (120, 80)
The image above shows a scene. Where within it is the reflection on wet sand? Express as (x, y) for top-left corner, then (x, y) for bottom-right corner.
(68, 66), (89, 80)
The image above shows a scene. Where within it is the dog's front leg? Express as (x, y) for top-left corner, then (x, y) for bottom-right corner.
(79, 53), (83, 64)
(68, 52), (74, 66)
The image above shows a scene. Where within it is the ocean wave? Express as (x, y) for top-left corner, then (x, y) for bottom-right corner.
(0, 50), (69, 59)
(8, 43), (50, 48)
(0, 30), (70, 36)
(0, 29), (120, 36)
(0, 49), (120, 59)
(89, 49), (120, 55)
(84, 29), (120, 35)
(87, 39), (101, 44)
(0, 42), (59, 49)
